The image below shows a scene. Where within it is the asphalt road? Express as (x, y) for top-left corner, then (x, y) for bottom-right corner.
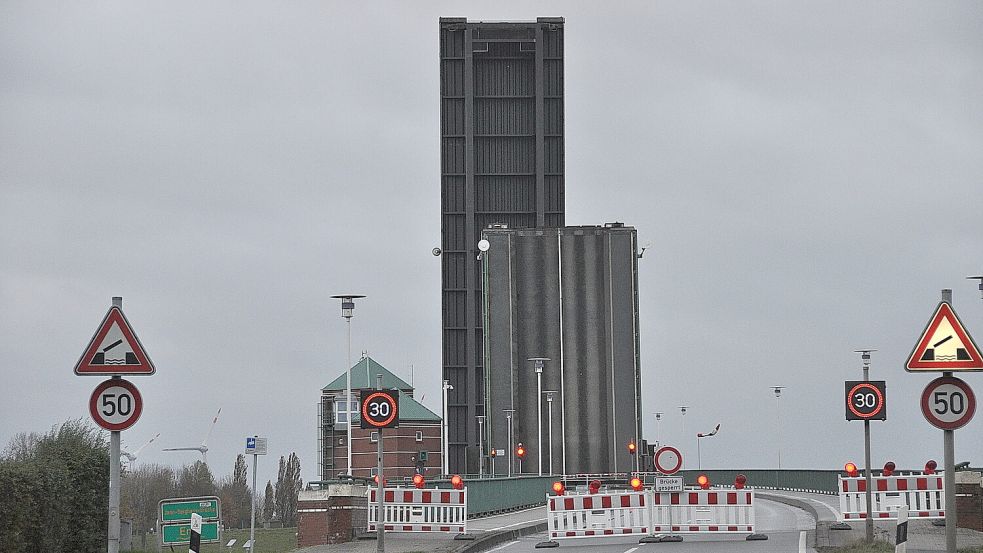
(481, 497), (818, 553)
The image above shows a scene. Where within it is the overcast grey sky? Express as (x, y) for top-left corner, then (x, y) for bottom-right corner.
(2, 1), (982, 487)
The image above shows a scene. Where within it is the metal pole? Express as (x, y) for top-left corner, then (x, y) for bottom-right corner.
(109, 429), (120, 553)
(476, 416), (485, 477)
(546, 393), (554, 475)
(536, 366), (543, 476)
(346, 317), (352, 477)
(941, 288), (956, 553)
(376, 374), (384, 552)
(108, 295), (123, 553)
(504, 410), (514, 477)
(697, 436), (701, 471)
(250, 452), (257, 551)
(442, 380), (451, 476)
(863, 363), (874, 543)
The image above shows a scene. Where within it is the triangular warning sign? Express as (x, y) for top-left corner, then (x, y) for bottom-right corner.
(906, 302), (983, 371)
(74, 306), (155, 375)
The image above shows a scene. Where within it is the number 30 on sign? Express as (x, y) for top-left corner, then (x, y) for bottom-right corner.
(360, 389), (399, 429)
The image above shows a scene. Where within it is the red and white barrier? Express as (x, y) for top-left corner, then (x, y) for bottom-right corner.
(367, 488), (467, 534)
(650, 490), (755, 534)
(838, 475), (944, 521)
(546, 491), (650, 539)
(544, 488), (759, 542)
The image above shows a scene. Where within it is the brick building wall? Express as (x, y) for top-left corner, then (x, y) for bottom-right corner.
(332, 422), (444, 480)
(296, 485), (368, 547)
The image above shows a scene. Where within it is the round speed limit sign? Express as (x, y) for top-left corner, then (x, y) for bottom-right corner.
(921, 376), (976, 430)
(89, 378), (143, 431)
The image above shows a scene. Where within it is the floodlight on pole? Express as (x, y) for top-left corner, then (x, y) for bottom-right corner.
(678, 406), (688, 469)
(528, 357), (549, 476)
(503, 409), (515, 477)
(968, 275), (983, 300)
(442, 380), (453, 476)
(770, 386), (785, 470)
(331, 294), (365, 478)
(544, 391), (557, 474)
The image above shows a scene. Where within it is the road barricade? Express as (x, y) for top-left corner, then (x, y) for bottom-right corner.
(543, 488), (761, 543)
(650, 489), (756, 534)
(546, 490), (650, 539)
(838, 474), (944, 521)
(367, 488), (467, 534)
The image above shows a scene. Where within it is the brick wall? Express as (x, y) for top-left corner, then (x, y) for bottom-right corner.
(956, 478), (982, 532)
(296, 485), (368, 547)
(332, 422), (444, 480)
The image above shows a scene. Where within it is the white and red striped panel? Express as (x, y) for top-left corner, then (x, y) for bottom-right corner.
(547, 491), (649, 539)
(651, 490), (755, 534)
(838, 475), (944, 521)
(367, 487), (467, 534)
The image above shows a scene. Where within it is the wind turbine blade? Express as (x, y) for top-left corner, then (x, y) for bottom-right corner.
(202, 408), (221, 446)
(163, 447), (203, 452)
(133, 432), (161, 457)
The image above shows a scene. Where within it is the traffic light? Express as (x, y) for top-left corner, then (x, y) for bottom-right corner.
(552, 481), (565, 496)
(373, 474), (386, 486)
(515, 443), (526, 459)
(450, 474), (464, 490)
(627, 441), (637, 455)
(629, 477), (643, 491)
(697, 474), (710, 489)
(734, 474), (747, 490)
(412, 473), (425, 489)
(844, 462), (859, 477)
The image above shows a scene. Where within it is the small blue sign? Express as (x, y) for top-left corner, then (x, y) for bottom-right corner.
(245, 437), (255, 451)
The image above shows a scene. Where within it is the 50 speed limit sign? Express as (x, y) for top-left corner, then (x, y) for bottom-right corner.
(921, 376), (976, 430)
(89, 378), (143, 431)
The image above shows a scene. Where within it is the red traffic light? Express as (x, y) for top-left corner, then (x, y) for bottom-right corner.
(552, 481), (565, 496)
(697, 474), (710, 489)
(516, 443), (526, 458)
(412, 473), (425, 489)
(925, 460), (937, 475)
(627, 441), (637, 455)
(373, 475), (387, 486)
(734, 474), (747, 490)
(883, 461), (896, 477)
(589, 479), (601, 494)
(450, 474), (464, 490)
(629, 477), (643, 491)
(844, 462), (859, 477)
(490, 448), (497, 458)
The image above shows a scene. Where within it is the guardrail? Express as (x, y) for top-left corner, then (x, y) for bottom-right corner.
(430, 476), (554, 517)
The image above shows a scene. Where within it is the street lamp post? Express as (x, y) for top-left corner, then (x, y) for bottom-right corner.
(654, 412), (664, 448)
(544, 391), (556, 475)
(503, 409), (515, 477)
(331, 294), (365, 478)
(442, 380), (453, 476)
(854, 350), (877, 544)
(678, 406), (688, 469)
(528, 357), (549, 477)
(476, 415), (485, 477)
(771, 386), (785, 470)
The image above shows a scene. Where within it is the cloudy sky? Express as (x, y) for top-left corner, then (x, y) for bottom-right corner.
(2, 1), (982, 487)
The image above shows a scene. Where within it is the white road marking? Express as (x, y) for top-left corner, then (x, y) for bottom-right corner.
(799, 530), (807, 553)
(482, 519), (541, 532)
(624, 548), (639, 553)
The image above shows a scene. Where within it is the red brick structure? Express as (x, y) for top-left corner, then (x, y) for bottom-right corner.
(318, 356), (444, 482)
(956, 471), (982, 532)
(296, 485), (368, 546)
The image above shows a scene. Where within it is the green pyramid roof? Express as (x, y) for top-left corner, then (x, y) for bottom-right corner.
(322, 356), (412, 392)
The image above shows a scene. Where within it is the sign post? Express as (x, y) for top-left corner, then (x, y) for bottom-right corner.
(361, 381), (399, 553)
(244, 436), (267, 552)
(75, 297), (155, 553)
(905, 290), (982, 553)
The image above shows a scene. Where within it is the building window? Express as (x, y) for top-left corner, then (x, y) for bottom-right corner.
(415, 431), (423, 442)
(370, 431), (379, 443)
(334, 397), (358, 424)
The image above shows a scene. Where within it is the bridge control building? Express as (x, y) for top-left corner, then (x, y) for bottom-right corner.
(317, 356), (443, 481)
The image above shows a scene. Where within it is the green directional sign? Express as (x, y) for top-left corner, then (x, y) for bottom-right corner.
(161, 521), (220, 545)
(159, 497), (220, 522)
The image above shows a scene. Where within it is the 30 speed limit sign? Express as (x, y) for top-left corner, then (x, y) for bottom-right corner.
(845, 380), (887, 420)
(360, 389), (399, 429)
(89, 378), (143, 431)
(921, 376), (976, 430)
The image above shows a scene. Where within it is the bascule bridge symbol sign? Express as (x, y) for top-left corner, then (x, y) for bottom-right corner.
(74, 306), (155, 375)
